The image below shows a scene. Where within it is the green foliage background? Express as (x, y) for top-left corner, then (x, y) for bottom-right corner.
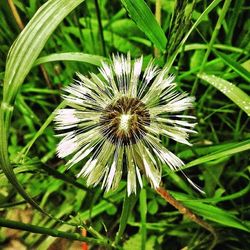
(0, 0), (249, 249)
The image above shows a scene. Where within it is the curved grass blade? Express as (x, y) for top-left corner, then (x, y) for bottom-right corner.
(4, 0), (84, 104)
(198, 73), (250, 116)
(0, 0), (85, 216)
(121, 0), (167, 51)
(34, 53), (106, 67)
(182, 139), (250, 170)
(182, 201), (250, 232)
(164, 0), (222, 69)
(213, 50), (250, 82)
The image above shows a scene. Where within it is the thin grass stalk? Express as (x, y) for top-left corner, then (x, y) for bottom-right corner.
(191, 0), (232, 95)
(7, 0), (24, 29)
(154, 0), (161, 57)
(114, 194), (137, 246)
(163, 0), (222, 70)
(0, 217), (110, 247)
(94, 0), (107, 56)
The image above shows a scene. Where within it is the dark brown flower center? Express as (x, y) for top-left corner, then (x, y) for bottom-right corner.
(100, 96), (150, 145)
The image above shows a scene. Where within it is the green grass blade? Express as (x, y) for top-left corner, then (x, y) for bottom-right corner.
(19, 101), (66, 160)
(182, 201), (250, 232)
(164, 0), (222, 69)
(115, 194), (137, 245)
(37, 192), (124, 250)
(139, 188), (147, 250)
(213, 50), (250, 82)
(0, 0), (85, 217)
(183, 140), (250, 170)
(34, 52), (106, 67)
(121, 0), (167, 51)
(198, 73), (250, 116)
(4, 0), (85, 104)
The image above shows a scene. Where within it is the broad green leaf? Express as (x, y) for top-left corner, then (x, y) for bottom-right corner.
(124, 234), (157, 250)
(4, 0), (85, 104)
(121, 0), (167, 51)
(213, 50), (250, 82)
(34, 53), (106, 67)
(198, 73), (250, 116)
(0, 0), (85, 217)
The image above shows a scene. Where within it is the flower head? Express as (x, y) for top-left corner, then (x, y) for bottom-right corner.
(54, 54), (198, 195)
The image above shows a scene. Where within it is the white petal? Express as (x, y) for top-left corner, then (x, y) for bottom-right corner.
(57, 131), (78, 158)
(144, 135), (184, 171)
(129, 56), (143, 97)
(126, 147), (137, 196)
(77, 158), (98, 178)
(105, 157), (117, 192)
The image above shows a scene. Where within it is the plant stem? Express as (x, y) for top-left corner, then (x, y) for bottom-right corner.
(156, 187), (218, 249)
(8, 0), (24, 29)
(0, 217), (109, 247)
(154, 0), (161, 58)
(114, 193), (137, 245)
(94, 0), (107, 56)
(163, 0), (222, 70)
(191, 0), (232, 95)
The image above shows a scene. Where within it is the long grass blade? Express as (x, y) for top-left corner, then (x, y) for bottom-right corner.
(182, 201), (250, 232)
(121, 0), (167, 51)
(34, 53), (106, 67)
(0, 0), (85, 216)
(198, 73), (250, 116)
(115, 194), (137, 245)
(183, 140), (250, 170)
(213, 50), (250, 82)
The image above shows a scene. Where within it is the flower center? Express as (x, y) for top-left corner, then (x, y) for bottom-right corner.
(119, 114), (131, 132)
(100, 96), (150, 145)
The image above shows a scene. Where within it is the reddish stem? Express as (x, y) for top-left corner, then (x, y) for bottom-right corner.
(156, 187), (217, 249)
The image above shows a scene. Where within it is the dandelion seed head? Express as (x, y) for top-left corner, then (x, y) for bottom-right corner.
(54, 53), (200, 195)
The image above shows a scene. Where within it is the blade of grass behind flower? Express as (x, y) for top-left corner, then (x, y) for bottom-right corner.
(213, 50), (250, 82)
(3, 0), (85, 104)
(164, 0), (222, 69)
(182, 139), (250, 170)
(181, 201), (250, 232)
(139, 188), (147, 250)
(121, 0), (167, 51)
(33, 53), (106, 67)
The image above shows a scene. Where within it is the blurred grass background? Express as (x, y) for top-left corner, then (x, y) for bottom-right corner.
(0, 0), (249, 249)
